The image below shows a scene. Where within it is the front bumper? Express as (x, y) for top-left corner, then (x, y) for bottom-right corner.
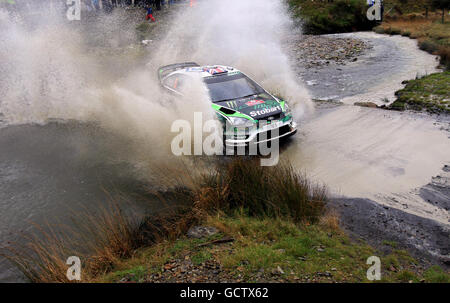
(224, 120), (298, 147)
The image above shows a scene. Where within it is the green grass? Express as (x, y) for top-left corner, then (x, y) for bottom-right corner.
(97, 214), (450, 283)
(382, 240), (398, 248)
(106, 266), (148, 283)
(287, 0), (442, 35)
(390, 72), (450, 113)
(424, 266), (450, 283)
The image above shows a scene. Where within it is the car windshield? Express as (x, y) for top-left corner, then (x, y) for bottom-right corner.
(204, 73), (265, 103)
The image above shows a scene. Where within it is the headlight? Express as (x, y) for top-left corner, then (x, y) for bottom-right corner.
(228, 116), (254, 127)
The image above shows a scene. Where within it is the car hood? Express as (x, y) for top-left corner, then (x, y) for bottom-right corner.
(215, 93), (282, 120)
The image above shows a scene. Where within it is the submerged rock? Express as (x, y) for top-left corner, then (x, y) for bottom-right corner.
(354, 102), (378, 108)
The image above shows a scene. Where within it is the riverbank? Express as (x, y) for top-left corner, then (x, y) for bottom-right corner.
(374, 13), (449, 70)
(389, 72), (450, 114)
(288, 0), (450, 114)
(97, 214), (449, 283)
(6, 158), (448, 283)
(371, 13), (450, 114)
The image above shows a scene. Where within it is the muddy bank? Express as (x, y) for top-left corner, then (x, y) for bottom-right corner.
(420, 165), (450, 212)
(331, 197), (449, 268)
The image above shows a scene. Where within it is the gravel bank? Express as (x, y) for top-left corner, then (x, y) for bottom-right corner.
(287, 35), (372, 69)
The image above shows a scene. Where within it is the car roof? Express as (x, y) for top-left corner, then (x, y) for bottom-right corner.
(166, 65), (242, 79)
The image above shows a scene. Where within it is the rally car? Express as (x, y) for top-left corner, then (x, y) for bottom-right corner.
(158, 62), (297, 147)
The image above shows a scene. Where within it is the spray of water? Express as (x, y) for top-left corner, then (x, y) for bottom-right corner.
(150, 0), (312, 117)
(0, 1), (311, 171)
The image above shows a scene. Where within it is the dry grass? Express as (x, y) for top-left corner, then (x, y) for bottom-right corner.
(319, 209), (341, 232)
(375, 13), (450, 69)
(1, 204), (142, 282)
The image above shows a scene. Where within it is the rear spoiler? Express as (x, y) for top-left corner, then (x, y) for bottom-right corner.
(157, 62), (200, 82)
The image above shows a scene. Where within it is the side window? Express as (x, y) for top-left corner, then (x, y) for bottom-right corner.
(163, 74), (190, 93)
(163, 75), (177, 89)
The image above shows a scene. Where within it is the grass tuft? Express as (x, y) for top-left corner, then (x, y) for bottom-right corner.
(198, 158), (327, 224)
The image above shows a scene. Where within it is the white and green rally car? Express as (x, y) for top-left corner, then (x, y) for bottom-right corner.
(158, 62), (297, 147)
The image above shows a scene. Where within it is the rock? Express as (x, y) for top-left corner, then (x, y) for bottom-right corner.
(316, 246), (325, 252)
(187, 226), (219, 239)
(354, 102), (378, 108)
(277, 266), (285, 275)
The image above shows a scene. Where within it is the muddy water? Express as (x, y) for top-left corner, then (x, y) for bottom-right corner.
(0, 122), (168, 282)
(287, 32), (450, 225)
